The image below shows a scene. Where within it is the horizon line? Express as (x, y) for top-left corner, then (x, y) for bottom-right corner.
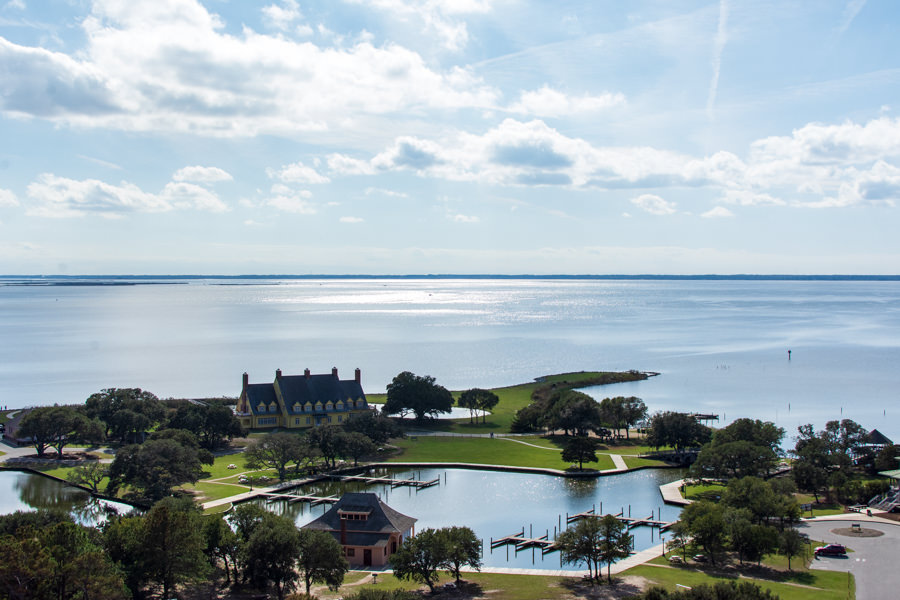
(2, 274), (900, 281)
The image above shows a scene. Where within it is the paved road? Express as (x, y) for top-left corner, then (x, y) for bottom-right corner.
(799, 515), (900, 600)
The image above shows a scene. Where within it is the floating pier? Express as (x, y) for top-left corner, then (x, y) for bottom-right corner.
(490, 530), (558, 554)
(330, 473), (440, 490)
(567, 508), (674, 532)
(263, 492), (338, 506)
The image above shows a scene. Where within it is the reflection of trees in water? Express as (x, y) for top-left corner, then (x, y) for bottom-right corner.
(12, 472), (133, 526)
(16, 471), (87, 510)
(563, 477), (598, 499)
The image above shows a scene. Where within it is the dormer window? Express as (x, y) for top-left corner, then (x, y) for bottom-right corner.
(338, 510), (371, 521)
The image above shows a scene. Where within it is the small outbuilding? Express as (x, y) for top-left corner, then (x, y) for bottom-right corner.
(302, 492), (416, 567)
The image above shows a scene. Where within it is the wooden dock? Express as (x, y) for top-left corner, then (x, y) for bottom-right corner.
(331, 474), (440, 490)
(490, 530), (558, 554)
(263, 492), (338, 506)
(566, 508), (674, 532)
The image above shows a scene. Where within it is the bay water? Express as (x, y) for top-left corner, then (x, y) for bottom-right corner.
(1, 278), (898, 441)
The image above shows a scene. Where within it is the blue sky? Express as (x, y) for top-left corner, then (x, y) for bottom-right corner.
(1, 0), (899, 274)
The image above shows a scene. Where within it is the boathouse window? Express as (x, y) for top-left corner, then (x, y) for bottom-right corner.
(345, 548), (355, 557)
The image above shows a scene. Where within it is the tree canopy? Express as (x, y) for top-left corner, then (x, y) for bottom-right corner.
(646, 411), (712, 452)
(107, 437), (211, 501)
(383, 372), (453, 420)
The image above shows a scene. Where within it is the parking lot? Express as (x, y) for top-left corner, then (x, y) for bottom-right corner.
(800, 517), (900, 600)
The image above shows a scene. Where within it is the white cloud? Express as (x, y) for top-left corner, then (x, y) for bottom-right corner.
(265, 188), (315, 213)
(269, 161), (330, 184)
(0, 188), (18, 207)
(508, 86), (626, 117)
(450, 213), (479, 223)
(701, 206), (734, 218)
(4, 0), (25, 11)
(340, 216), (364, 223)
(630, 194), (676, 215)
(24, 172), (228, 217)
(344, 0), (494, 51)
(162, 181), (229, 212)
(173, 166), (233, 183)
(262, 0), (302, 31)
(719, 190), (785, 206)
(0, 0), (500, 136)
(750, 117), (900, 166)
(365, 187), (408, 198)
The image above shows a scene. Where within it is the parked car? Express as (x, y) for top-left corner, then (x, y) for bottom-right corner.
(814, 544), (847, 556)
(692, 554), (708, 563)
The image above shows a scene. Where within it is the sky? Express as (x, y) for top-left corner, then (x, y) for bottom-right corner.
(1, 0), (900, 275)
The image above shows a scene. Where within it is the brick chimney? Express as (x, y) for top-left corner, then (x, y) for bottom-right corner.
(332, 366), (339, 378)
(275, 368), (282, 380)
(242, 372), (249, 391)
(304, 368), (311, 379)
(355, 368), (361, 383)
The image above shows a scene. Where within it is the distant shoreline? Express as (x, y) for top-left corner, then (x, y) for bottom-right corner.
(2, 274), (900, 284)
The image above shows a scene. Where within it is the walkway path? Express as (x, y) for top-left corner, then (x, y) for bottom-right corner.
(659, 479), (692, 506)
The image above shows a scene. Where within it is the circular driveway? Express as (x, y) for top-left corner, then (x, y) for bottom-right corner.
(798, 517), (900, 600)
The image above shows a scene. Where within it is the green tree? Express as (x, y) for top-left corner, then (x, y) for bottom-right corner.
(307, 425), (346, 468)
(167, 401), (245, 450)
(140, 497), (209, 599)
(342, 431), (376, 466)
(561, 436), (599, 470)
(104, 513), (152, 596)
(557, 515), (604, 583)
(243, 513), (302, 600)
(552, 392), (604, 436)
(438, 526), (482, 583)
(680, 501), (726, 565)
(65, 461), (109, 493)
(390, 528), (449, 593)
(646, 412), (712, 453)
(203, 515), (241, 585)
(342, 410), (402, 444)
(107, 437), (210, 501)
(621, 397), (648, 439)
(596, 514), (632, 583)
(0, 532), (54, 600)
(17, 405), (90, 458)
(244, 432), (311, 481)
(84, 388), (166, 440)
(296, 528), (349, 595)
(779, 528), (806, 571)
(457, 388), (499, 424)
(383, 372), (453, 420)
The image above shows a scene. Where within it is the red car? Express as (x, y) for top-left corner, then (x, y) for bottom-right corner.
(814, 544), (847, 556)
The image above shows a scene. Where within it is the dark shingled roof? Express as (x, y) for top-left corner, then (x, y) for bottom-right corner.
(303, 492), (416, 539)
(868, 429), (894, 446)
(277, 374), (366, 411)
(245, 383), (278, 415)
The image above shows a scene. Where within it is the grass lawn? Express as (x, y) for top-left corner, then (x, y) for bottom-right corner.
(374, 371), (653, 434)
(626, 563), (852, 600)
(386, 435), (616, 471)
(317, 571), (572, 600)
(682, 482), (726, 501)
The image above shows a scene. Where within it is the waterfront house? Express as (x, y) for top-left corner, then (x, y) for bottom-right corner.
(235, 368), (370, 430)
(302, 492), (416, 567)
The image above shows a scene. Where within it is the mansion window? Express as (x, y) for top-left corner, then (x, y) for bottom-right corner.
(258, 417), (277, 425)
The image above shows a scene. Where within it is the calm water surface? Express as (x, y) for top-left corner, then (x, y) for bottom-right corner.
(2, 278), (899, 439)
(259, 466), (685, 571)
(0, 470), (134, 525)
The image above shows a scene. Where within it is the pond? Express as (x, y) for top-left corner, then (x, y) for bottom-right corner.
(0, 470), (135, 525)
(256, 466), (685, 571)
